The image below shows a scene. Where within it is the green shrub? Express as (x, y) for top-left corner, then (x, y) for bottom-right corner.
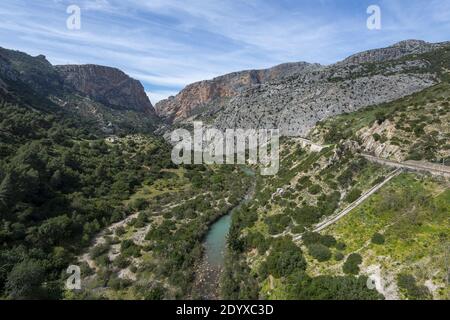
(302, 232), (322, 245)
(90, 243), (110, 259)
(245, 232), (270, 254)
(95, 254), (110, 267)
(115, 226), (126, 237)
(143, 285), (165, 300)
(130, 198), (147, 211)
(375, 112), (386, 125)
(343, 253), (362, 275)
(303, 232), (337, 248)
(286, 272), (383, 300)
(336, 242), (346, 251)
(308, 184), (322, 195)
(135, 212), (148, 228)
(113, 255), (130, 269)
(397, 274), (431, 300)
(334, 252), (344, 261)
(292, 206), (321, 228)
(5, 259), (46, 299)
(265, 214), (291, 235)
(260, 238), (306, 278)
(307, 243), (332, 262)
(121, 240), (141, 258)
(337, 169), (353, 187)
(371, 176), (385, 186)
(291, 225), (305, 234)
(108, 276), (131, 290)
(345, 188), (362, 203)
(372, 133), (381, 141)
(371, 232), (385, 245)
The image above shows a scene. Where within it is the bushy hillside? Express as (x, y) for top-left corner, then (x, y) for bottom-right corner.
(318, 173), (449, 300)
(71, 164), (252, 300)
(0, 47), (160, 134)
(221, 140), (390, 299)
(0, 97), (171, 299)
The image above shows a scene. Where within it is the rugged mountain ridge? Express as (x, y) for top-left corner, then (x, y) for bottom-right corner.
(155, 62), (322, 122)
(0, 47), (159, 133)
(56, 64), (155, 115)
(156, 40), (449, 136)
(340, 39), (446, 65)
(0, 47), (62, 95)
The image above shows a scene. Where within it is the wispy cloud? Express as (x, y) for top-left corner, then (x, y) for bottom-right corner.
(0, 0), (448, 103)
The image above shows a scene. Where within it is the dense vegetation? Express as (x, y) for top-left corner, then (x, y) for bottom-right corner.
(221, 140), (388, 300)
(285, 272), (382, 300)
(0, 98), (173, 299)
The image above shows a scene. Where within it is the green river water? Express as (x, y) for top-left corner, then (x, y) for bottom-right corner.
(192, 166), (255, 299)
(203, 214), (232, 267)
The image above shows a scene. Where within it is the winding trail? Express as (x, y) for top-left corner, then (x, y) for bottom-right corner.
(79, 212), (139, 271)
(289, 138), (449, 240)
(361, 154), (450, 178)
(293, 168), (402, 241)
(297, 137), (450, 178)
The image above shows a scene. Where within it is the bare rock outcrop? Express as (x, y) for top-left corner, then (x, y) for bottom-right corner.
(56, 64), (156, 115)
(155, 40), (448, 137)
(358, 120), (403, 161)
(155, 62), (322, 122)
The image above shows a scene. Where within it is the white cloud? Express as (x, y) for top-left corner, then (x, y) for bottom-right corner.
(0, 0), (449, 94)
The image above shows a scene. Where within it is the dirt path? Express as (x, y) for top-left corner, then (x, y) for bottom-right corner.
(297, 137), (450, 178)
(293, 168), (402, 241)
(361, 154), (450, 178)
(78, 212), (139, 271)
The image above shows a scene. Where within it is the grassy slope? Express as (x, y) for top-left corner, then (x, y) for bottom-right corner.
(237, 141), (449, 300)
(318, 173), (449, 299)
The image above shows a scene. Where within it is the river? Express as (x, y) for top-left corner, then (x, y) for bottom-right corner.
(192, 166), (255, 299)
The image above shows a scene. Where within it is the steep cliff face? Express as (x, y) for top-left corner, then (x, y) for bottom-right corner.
(155, 62), (321, 122)
(0, 47), (160, 133)
(56, 64), (155, 115)
(217, 75), (436, 136)
(156, 40), (449, 136)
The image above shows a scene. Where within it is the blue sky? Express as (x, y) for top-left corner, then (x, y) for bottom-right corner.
(0, 0), (449, 103)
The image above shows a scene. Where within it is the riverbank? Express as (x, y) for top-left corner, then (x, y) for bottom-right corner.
(191, 167), (256, 299)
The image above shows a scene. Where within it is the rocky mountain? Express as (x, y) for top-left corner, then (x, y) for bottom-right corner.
(0, 48), (63, 97)
(0, 47), (159, 133)
(156, 40), (450, 136)
(340, 39), (445, 65)
(56, 64), (155, 115)
(155, 62), (322, 122)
